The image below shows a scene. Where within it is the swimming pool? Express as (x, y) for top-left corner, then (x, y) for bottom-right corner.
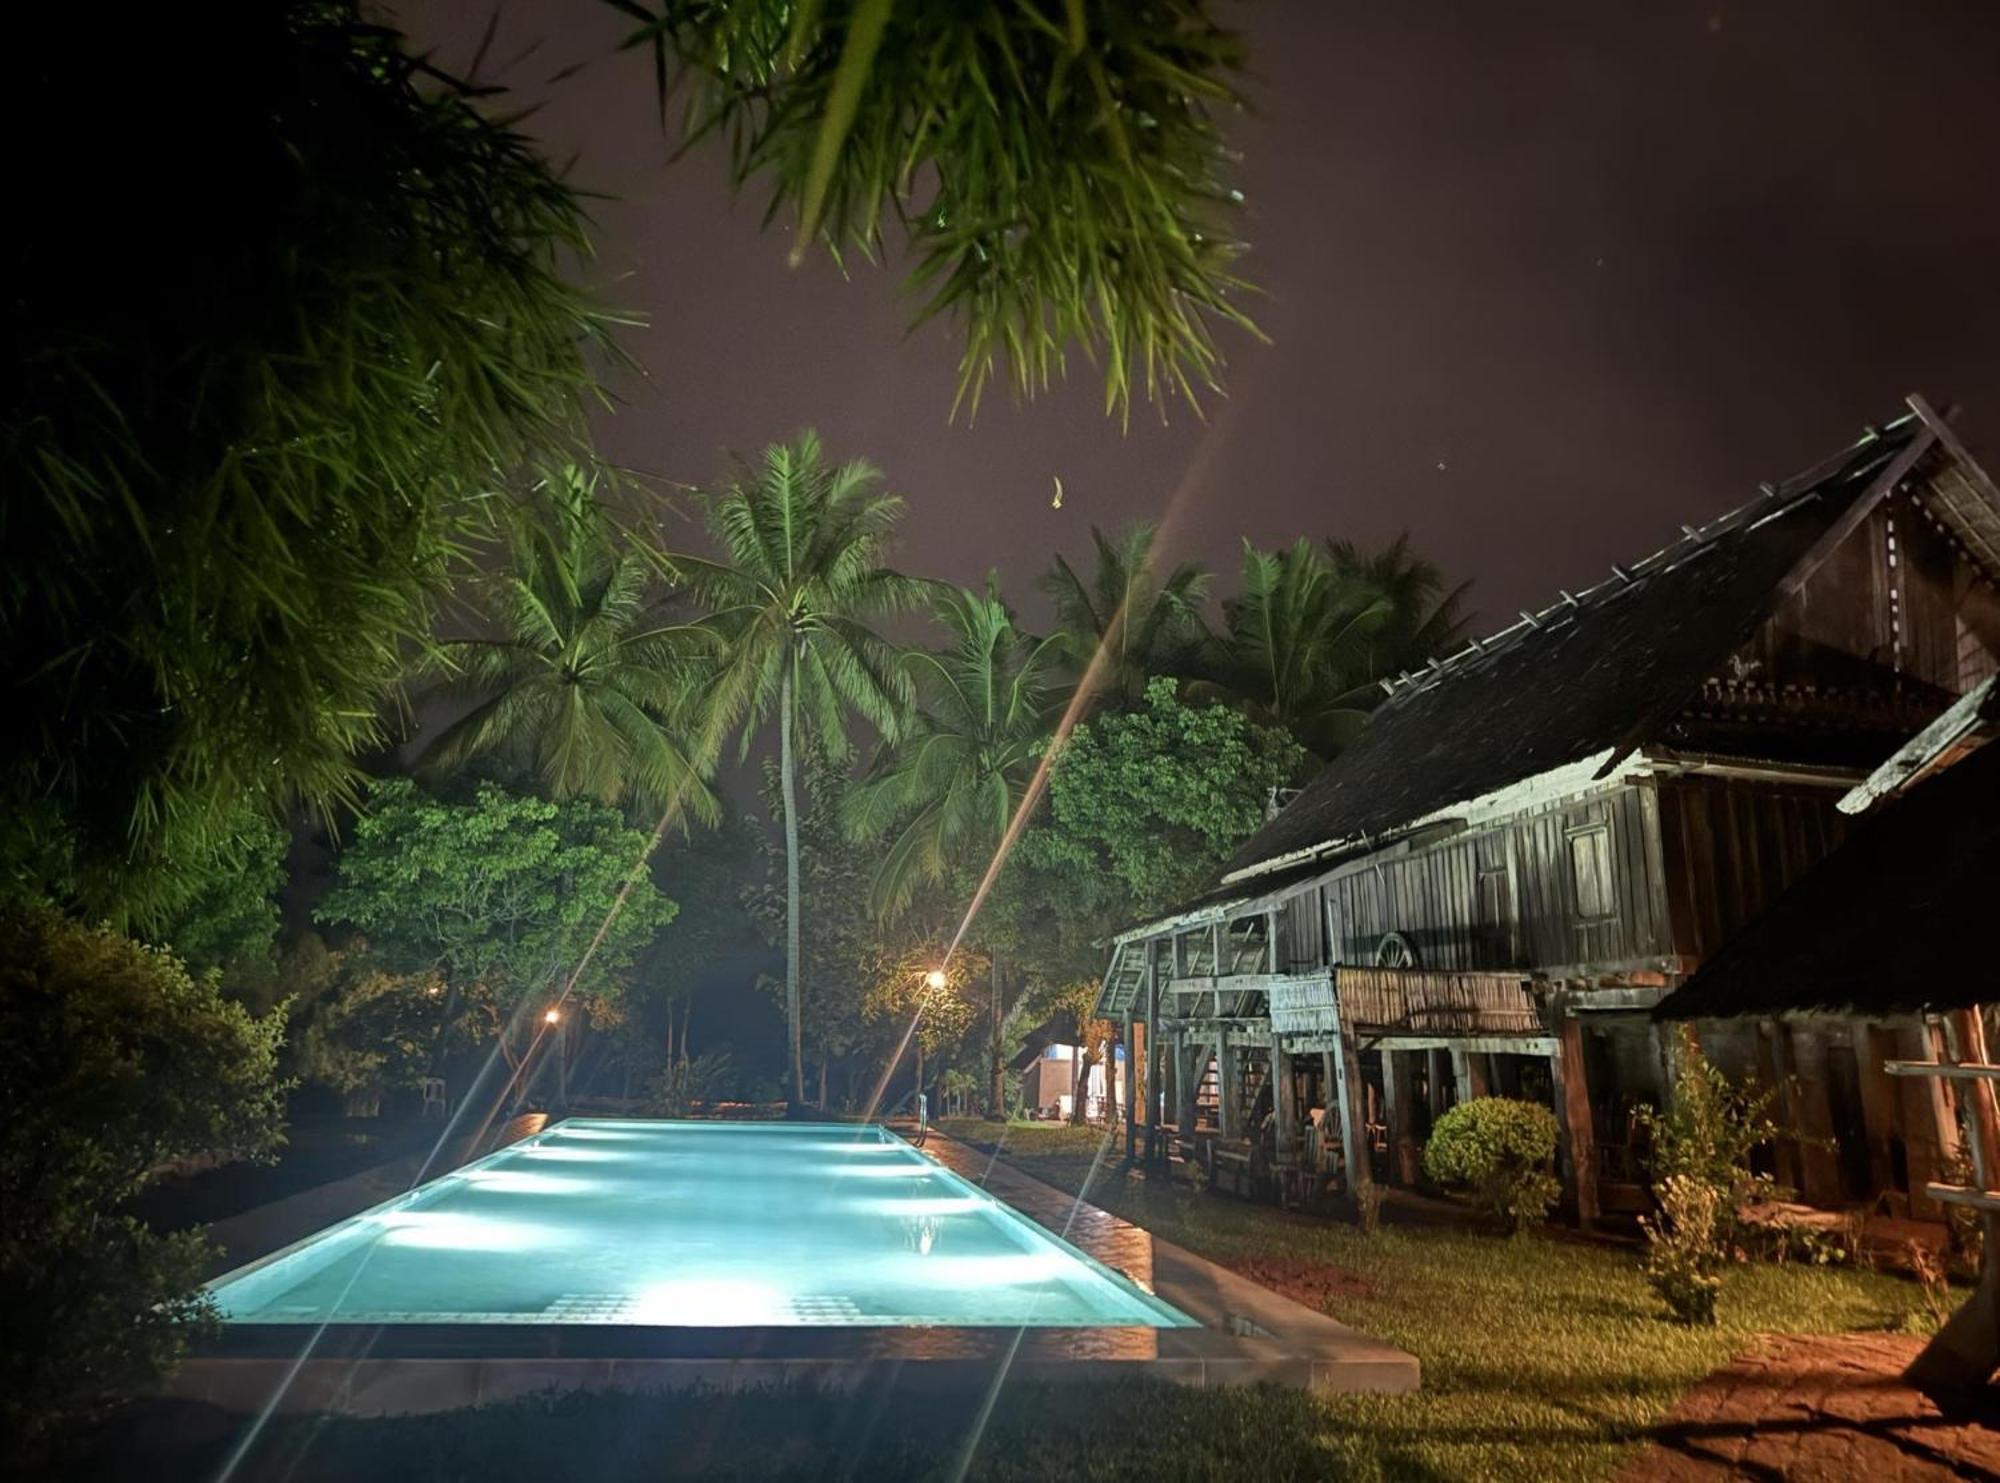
(208, 1119), (1195, 1330)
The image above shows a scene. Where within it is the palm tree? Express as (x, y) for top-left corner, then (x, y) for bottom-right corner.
(845, 580), (1065, 919)
(420, 478), (719, 824)
(681, 433), (926, 1103)
(1038, 522), (1211, 708)
(1325, 534), (1473, 684)
(846, 580), (1065, 1118)
(1195, 536), (1474, 758)
(1194, 539), (1394, 758)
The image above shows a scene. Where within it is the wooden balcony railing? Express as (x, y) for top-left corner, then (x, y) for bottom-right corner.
(1336, 966), (1543, 1036)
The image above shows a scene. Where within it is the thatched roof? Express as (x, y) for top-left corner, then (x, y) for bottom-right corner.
(1222, 420), (1927, 881)
(1654, 736), (2000, 1020)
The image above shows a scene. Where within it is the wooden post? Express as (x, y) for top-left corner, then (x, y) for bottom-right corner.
(1382, 1049), (1421, 1185)
(1124, 1011), (1138, 1160)
(1551, 1014), (1600, 1226)
(1103, 1021), (1119, 1132)
(1787, 1023), (1843, 1205)
(1270, 1031), (1298, 1167)
(1451, 1047), (1490, 1101)
(1176, 1038), (1201, 1138)
(1333, 1030), (1375, 1204)
(1217, 1043), (1241, 1138)
(1428, 1048), (1453, 1117)
(1854, 1022), (1902, 1199)
(1144, 951), (1162, 1163)
(1758, 1018), (1805, 1193)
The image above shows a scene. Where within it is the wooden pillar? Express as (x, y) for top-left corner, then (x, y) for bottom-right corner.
(1144, 950), (1163, 1163)
(1103, 1021), (1119, 1132)
(1176, 1039), (1202, 1137)
(1854, 1021), (1902, 1199)
(1270, 1031), (1298, 1167)
(1382, 1049), (1421, 1185)
(1332, 1031), (1375, 1202)
(1428, 1048), (1453, 1117)
(1758, 1018), (1805, 1193)
(1451, 1047), (1490, 1101)
(1123, 1012), (1139, 1160)
(1787, 1023), (1843, 1205)
(1551, 1014), (1600, 1226)
(1217, 1042), (1242, 1139)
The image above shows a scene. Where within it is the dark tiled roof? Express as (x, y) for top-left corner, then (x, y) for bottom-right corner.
(1223, 422), (1924, 878)
(1655, 736), (2000, 1019)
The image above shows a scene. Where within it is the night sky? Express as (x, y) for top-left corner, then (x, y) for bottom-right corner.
(396, 0), (2000, 629)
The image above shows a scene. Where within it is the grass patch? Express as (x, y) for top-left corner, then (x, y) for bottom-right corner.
(936, 1118), (1930, 1481)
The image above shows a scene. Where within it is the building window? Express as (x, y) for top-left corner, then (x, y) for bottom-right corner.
(1568, 827), (1614, 920)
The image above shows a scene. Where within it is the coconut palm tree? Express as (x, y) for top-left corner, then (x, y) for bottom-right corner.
(1194, 539), (1394, 758)
(1196, 535), (1474, 758)
(1324, 534), (1473, 685)
(680, 432), (927, 1103)
(845, 580), (1065, 919)
(420, 478), (719, 824)
(846, 581), (1065, 1117)
(1038, 522), (1211, 708)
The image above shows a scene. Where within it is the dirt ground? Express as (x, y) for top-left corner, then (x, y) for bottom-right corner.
(1621, 1333), (2000, 1480)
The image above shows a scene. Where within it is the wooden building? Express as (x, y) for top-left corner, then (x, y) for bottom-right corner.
(1096, 395), (2000, 1222)
(1653, 712), (1999, 1389)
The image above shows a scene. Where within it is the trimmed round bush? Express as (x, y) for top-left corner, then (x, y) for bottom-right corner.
(1423, 1096), (1561, 1234)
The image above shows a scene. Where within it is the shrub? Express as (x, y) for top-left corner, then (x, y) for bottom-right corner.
(1631, 1028), (1784, 1323)
(1641, 1174), (1725, 1324)
(1422, 1096), (1560, 1234)
(0, 908), (287, 1459)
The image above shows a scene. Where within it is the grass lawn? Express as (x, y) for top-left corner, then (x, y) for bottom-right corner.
(931, 1117), (1932, 1481)
(99, 1120), (1934, 1483)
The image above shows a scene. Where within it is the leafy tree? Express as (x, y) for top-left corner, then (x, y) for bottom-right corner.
(146, 806), (292, 1010)
(0, 908), (286, 1459)
(3, 3), (614, 926)
(422, 475), (718, 824)
(317, 779), (676, 1066)
(683, 433), (926, 1101)
(290, 966), (445, 1116)
(1030, 674), (1303, 909)
(861, 939), (984, 1114)
(1039, 523), (1211, 708)
(619, 1), (1258, 419)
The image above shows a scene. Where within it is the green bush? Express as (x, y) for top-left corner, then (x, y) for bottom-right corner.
(1641, 1174), (1725, 1324)
(1423, 1096), (1561, 1234)
(0, 908), (287, 1459)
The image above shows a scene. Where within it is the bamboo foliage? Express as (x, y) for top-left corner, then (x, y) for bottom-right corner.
(614, 0), (1259, 420)
(4, 4), (620, 924)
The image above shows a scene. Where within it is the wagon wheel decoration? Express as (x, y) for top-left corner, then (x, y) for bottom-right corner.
(1374, 931), (1418, 969)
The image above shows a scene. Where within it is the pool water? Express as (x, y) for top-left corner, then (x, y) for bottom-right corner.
(209, 1120), (1195, 1329)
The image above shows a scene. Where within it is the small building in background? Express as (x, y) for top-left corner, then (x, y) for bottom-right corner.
(1099, 395), (2000, 1222)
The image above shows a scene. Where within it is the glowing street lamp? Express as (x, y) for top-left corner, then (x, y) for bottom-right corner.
(924, 969), (948, 991)
(544, 1007), (561, 1026)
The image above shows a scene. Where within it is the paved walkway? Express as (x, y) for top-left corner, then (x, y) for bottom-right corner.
(1623, 1333), (2000, 1481)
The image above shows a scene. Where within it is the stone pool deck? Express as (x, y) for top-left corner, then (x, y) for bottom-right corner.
(166, 1121), (1416, 1415)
